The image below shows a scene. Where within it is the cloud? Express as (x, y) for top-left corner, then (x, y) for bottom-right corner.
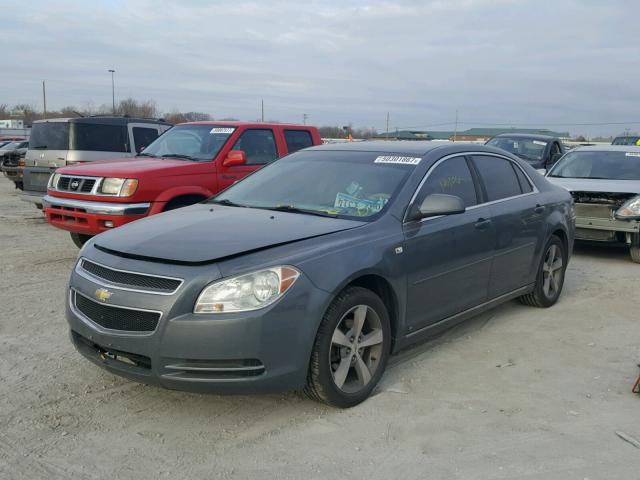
(1, 0), (638, 135)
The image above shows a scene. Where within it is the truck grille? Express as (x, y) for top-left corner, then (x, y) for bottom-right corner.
(79, 259), (182, 294)
(56, 175), (97, 194)
(73, 290), (161, 332)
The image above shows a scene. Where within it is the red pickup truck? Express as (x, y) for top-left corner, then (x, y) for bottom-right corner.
(43, 121), (322, 246)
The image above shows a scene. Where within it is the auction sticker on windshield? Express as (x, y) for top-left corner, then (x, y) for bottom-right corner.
(374, 156), (422, 165)
(625, 152), (640, 157)
(533, 140), (547, 146)
(210, 127), (235, 134)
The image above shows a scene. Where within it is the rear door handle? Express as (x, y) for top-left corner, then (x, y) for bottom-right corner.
(534, 204), (545, 214)
(474, 218), (492, 230)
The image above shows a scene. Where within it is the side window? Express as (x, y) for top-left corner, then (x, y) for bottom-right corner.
(473, 155), (522, 201)
(284, 130), (313, 153)
(513, 164), (533, 193)
(417, 156), (478, 207)
(132, 127), (160, 153)
(231, 129), (278, 165)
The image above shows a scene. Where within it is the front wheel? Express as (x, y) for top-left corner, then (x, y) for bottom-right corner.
(519, 235), (567, 308)
(630, 233), (640, 264)
(304, 286), (391, 408)
(70, 232), (92, 249)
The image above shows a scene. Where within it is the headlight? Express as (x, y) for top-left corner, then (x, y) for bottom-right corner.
(49, 173), (61, 189)
(99, 178), (138, 196)
(615, 195), (640, 220)
(194, 266), (300, 314)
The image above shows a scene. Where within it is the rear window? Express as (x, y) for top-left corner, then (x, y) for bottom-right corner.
(284, 130), (313, 153)
(29, 122), (70, 150)
(70, 123), (128, 152)
(473, 155), (523, 201)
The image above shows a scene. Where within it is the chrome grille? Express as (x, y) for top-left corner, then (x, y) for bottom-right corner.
(55, 175), (99, 194)
(78, 258), (183, 294)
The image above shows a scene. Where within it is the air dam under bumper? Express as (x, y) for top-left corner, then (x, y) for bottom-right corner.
(43, 195), (150, 235)
(66, 274), (328, 394)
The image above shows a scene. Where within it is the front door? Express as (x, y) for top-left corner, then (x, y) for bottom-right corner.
(403, 155), (495, 332)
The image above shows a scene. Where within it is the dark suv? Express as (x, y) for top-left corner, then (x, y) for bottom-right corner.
(22, 116), (171, 208)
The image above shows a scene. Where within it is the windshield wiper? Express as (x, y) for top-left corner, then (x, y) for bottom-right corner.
(160, 153), (196, 161)
(261, 205), (337, 218)
(210, 198), (247, 208)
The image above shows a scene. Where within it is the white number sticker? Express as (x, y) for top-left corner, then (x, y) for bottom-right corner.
(210, 127), (235, 134)
(374, 156), (422, 165)
(532, 140), (548, 146)
(625, 152), (640, 157)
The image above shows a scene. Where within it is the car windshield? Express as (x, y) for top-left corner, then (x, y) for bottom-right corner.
(486, 137), (547, 161)
(140, 124), (235, 161)
(612, 136), (640, 146)
(213, 150), (418, 220)
(29, 122), (70, 150)
(0, 142), (18, 150)
(548, 150), (640, 180)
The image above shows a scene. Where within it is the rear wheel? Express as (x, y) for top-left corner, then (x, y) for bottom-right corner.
(519, 235), (567, 308)
(304, 286), (391, 408)
(630, 233), (640, 264)
(70, 232), (92, 249)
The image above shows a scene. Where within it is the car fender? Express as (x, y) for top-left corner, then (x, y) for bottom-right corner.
(149, 186), (215, 214)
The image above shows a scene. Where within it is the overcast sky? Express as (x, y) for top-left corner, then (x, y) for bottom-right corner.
(2, 0), (639, 136)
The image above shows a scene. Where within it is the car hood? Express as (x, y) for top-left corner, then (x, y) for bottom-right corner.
(93, 204), (366, 264)
(546, 177), (640, 194)
(57, 157), (193, 177)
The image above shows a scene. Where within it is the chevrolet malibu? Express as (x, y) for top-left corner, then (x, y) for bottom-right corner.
(67, 142), (574, 407)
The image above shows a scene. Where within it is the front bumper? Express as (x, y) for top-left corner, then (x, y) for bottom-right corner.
(66, 253), (328, 394)
(575, 214), (639, 241)
(43, 194), (151, 235)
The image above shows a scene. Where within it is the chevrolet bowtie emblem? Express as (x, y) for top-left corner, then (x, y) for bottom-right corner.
(95, 288), (112, 302)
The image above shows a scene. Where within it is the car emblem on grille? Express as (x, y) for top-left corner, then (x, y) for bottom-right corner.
(95, 288), (112, 302)
(70, 180), (80, 190)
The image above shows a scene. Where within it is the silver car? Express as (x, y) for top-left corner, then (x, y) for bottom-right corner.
(546, 145), (640, 262)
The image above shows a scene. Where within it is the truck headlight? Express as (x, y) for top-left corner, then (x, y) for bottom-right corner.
(99, 178), (138, 197)
(615, 195), (640, 220)
(194, 266), (300, 314)
(48, 173), (61, 189)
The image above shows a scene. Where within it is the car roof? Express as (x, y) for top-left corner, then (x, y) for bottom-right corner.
(33, 116), (171, 126)
(305, 140), (445, 155)
(570, 145), (640, 153)
(492, 133), (559, 141)
(183, 121), (313, 128)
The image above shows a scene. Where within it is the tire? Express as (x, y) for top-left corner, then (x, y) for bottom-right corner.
(15, 181), (23, 190)
(630, 233), (640, 264)
(70, 232), (92, 249)
(304, 286), (391, 408)
(519, 235), (567, 308)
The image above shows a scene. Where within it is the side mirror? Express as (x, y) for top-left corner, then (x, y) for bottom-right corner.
(223, 150), (247, 167)
(411, 194), (466, 220)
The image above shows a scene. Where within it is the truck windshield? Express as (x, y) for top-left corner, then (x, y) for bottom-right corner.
(140, 125), (235, 161)
(29, 122), (70, 150)
(486, 137), (547, 162)
(213, 150), (416, 220)
(548, 150), (640, 180)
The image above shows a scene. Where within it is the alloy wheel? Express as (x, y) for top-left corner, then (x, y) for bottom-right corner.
(329, 305), (384, 393)
(542, 244), (563, 298)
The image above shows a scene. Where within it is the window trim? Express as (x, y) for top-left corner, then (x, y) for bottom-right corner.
(404, 152), (539, 224)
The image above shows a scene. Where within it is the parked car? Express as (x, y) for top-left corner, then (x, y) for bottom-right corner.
(0, 140), (29, 189)
(22, 116), (172, 208)
(612, 136), (640, 146)
(486, 134), (565, 170)
(546, 145), (640, 262)
(43, 122), (321, 247)
(66, 141), (574, 407)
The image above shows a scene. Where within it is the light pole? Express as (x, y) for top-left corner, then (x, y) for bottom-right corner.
(108, 69), (115, 114)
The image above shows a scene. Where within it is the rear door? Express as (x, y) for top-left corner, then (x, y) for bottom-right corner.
(403, 154), (495, 331)
(471, 154), (545, 297)
(217, 128), (280, 191)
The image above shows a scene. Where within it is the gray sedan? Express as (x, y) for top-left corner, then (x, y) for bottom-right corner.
(546, 145), (640, 262)
(66, 142), (574, 407)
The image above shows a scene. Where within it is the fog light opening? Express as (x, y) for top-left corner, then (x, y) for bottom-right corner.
(104, 220), (114, 228)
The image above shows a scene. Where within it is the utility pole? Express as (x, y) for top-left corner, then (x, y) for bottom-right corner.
(453, 109), (458, 142)
(385, 112), (390, 140)
(42, 81), (47, 119)
(261, 99), (264, 122)
(108, 69), (116, 114)
(302, 113), (308, 125)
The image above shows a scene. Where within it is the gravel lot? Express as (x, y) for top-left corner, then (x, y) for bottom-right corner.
(0, 177), (638, 479)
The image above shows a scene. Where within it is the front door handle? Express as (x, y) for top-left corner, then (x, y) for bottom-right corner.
(474, 218), (492, 230)
(534, 204), (546, 214)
